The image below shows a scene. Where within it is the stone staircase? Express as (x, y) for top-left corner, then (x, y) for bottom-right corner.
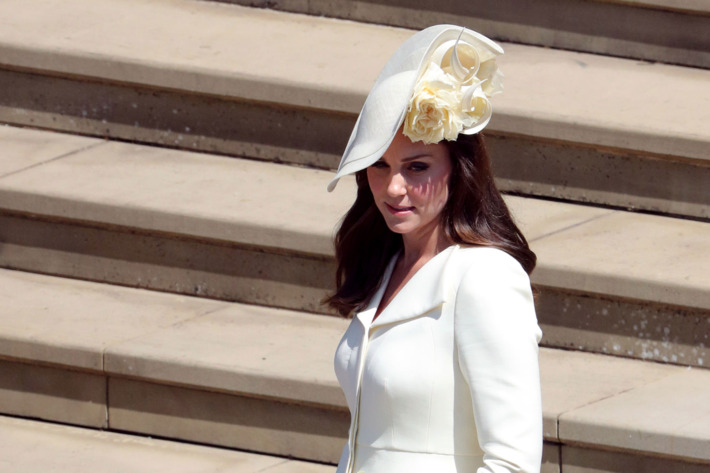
(2, 0), (709, 220)
(0, 415), (333, 473)
(0, 0), (709, 472)
(224, 0), (710, 68)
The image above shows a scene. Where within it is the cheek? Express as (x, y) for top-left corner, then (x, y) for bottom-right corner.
(431, 185), (450, 211)
(432, 167), (452, 206)
(366, 169), (385, 197)
(411, 173), (451, 207)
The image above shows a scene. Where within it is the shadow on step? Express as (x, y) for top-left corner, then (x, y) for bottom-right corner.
(537, 287), (710, 368)
(108, 377), (349, 464)
(0, 213), (336, 314)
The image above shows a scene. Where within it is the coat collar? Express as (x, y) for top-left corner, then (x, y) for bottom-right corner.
(356, 245), (459, 330)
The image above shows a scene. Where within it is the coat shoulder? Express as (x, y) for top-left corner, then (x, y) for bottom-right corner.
(451, 245), (526, 279)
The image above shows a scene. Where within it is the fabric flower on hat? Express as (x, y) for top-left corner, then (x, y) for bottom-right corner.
(404, 63), (468, 144)
(403, 35), (503, 144)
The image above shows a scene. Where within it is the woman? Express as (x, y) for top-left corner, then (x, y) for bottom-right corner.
(326, 25), (542, 473)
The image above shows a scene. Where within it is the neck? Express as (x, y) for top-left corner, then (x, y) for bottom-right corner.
(400, 223), (452, 269)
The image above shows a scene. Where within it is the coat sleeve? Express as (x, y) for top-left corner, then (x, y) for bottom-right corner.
(454, 249), (543, 473)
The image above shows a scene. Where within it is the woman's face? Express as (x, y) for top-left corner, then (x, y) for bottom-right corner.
(367, 132), (452, 238)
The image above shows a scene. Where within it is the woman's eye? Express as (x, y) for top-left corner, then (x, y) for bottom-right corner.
(370, 161), (388, 169)
(408, 162), (429, 172)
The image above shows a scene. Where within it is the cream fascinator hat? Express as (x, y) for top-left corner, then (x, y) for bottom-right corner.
(327, 25), (503, 192)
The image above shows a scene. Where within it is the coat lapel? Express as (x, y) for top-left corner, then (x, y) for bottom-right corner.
(370, 245), (458, 329)
(355, 254), (397, 329)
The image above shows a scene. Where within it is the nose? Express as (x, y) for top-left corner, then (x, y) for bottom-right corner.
(386, 172), (407, 197)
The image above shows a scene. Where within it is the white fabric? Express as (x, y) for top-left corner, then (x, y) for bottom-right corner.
(333, 245), (542, 473)
(327, 25), (503, 192)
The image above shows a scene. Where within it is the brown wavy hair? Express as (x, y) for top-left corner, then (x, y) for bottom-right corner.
(325, 133), (536, 317)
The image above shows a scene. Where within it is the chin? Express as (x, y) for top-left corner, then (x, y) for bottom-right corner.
(383, 221), (417, 235)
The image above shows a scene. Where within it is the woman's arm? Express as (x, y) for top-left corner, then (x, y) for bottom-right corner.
(454, 249), (543, 473)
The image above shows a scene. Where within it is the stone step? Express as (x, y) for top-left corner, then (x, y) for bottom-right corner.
(1, 268), (709, 472)
(224, 0), (710, 68)
(1, 125), (709, 367)
(0, 415), (332, 473)
(0, 0), (709, 219)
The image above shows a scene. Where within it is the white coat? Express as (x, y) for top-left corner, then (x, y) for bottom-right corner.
(334, 245), (542, 473)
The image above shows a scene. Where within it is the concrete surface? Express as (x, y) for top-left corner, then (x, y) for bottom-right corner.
(488, 134), (710, 220)
(105, 305), (346, 408)
(0, 268), (227, 370)
(506, 196), (613, 242)
(0, 1), (708, 469)
(1, 126), (708, 366)
(0, 213), (334, 312)
(4, 69), (707, 220)
(542, 442), (560, 473)
(224, 0), (710, 67)
(561, 445), (710, 473)
(535, 287), (710, 367)
(0, 414), (334, 473)
(0, 136), (346, 256)
(531, 210), (710, 310)
(0, 67), (354, 170)
(0, 125), (101, 177)
(0, 127), (708, 316)
(1, 268), (710, 466)
(0, 268), (342, 406)
(0, 359), (106, 427)
(538, 348), (677, 440)
(2, 2), (709, 217)
(623, 0), (709, 13)
(537, 288), (710, 367)
(0, 0), (708, 162)
(109, 378), (349, 464)
(559, 369), (710, 462)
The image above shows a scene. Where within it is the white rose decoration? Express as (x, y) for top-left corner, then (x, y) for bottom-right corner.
(403, 63), (468, 144)
(403, 35), (502, 143)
